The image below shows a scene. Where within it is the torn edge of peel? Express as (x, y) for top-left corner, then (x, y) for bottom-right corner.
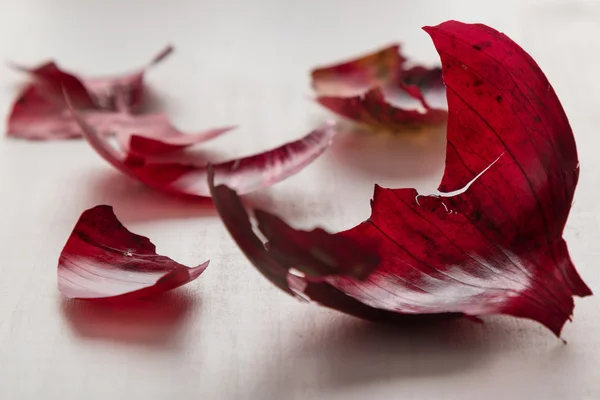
(207, 163), (216, 189)
(6, 44), (173, 73)
(150, 45), (174, 66)
(415, 153), (505, 206)
(63, 88), (131, 169)
(58, 204), (210, 301)
(6, 59), (32, 73)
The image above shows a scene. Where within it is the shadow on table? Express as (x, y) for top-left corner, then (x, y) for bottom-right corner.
(259, 315), (558, 397)
(327, 121), (447, 189)
(139, 85), (169, 114)
(60, 290), (199, 350)
(86, 171), (216, 223)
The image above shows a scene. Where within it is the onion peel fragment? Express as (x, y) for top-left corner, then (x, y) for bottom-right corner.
(212, 21), (592, 337)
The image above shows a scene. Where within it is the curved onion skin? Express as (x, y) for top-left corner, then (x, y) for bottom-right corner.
(68, 98), (337, 197)
(213, 21), (591, 337)
(311, 44), (405, 98)
(7, 46), (173, 140)
(311, 43), (447, 129)
(58, 205), (208, 301)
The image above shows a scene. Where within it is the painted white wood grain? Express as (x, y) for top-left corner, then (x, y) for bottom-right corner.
(0, 1), (598, 399)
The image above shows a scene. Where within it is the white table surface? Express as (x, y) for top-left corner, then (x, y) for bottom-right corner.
(1, 1), (599, 399)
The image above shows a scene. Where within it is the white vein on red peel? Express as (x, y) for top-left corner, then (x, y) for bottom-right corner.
(416, 153), (504, 206)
